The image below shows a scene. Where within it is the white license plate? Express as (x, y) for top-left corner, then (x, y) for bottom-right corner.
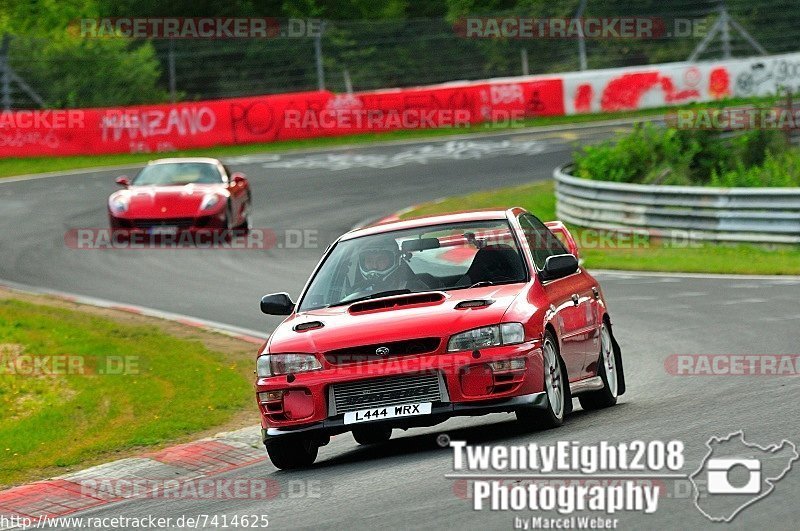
(343, 402), (432, 425)
(148, 226), (178, 236)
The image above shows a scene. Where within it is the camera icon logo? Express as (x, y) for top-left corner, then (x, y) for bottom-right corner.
(690, 431), (798, 522)
(706, 458), (761, 494)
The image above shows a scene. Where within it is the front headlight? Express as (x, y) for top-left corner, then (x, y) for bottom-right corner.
(447, 323), (525, 352)
(109, 196), (129, 214)
(256, 353), (322, 377)
(200, 194), (221, 211)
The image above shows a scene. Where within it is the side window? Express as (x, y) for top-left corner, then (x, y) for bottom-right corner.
(518, 214), (568, 270)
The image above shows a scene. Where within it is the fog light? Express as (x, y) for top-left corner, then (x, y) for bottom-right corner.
(488, 358), (526, 371)
(460, 365), (494, 396)
(258, 390), (284, 403)
(283, 389), (314, 420)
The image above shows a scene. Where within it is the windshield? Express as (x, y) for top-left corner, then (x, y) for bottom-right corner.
(298, 220), (528, 311)
(132, 162), (223, 186)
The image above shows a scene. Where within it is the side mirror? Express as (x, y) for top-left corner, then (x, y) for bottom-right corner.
(231, 172), (247, 186)
(115, 176), (131, 187)
(539, 254), (579, 282)
(260, 293), (295, 315)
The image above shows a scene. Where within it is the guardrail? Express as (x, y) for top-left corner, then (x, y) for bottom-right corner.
(553, 165), (800, 244)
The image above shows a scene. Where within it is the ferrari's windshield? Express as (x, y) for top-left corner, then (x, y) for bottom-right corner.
(298, 220), (528, 311)
(132, 162), (223, 186)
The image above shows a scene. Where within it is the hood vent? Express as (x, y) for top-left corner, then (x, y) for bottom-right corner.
(349, 292), (445, 314)
(293, 320), (324, 332)
(455, 299), (495, 309)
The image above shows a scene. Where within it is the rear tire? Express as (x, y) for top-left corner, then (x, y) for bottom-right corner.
(265, 437), (318, 470)
(516, 331), (567, 429)
(352, 426), (392, 445)
(578, 321), (620, 411)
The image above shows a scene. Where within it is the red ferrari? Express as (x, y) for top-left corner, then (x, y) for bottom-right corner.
(108, 157), (251, 238)
(255, 209), (625, 469)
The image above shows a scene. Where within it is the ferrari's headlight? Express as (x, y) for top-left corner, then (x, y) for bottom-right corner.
(257, 353), (322, 377)
(109, 196), (129, 214)
(447, 323), (525, 352)
(200, 194), (221, 211)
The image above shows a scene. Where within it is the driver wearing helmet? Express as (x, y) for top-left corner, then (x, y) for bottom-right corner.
(354, 238), (427, 294)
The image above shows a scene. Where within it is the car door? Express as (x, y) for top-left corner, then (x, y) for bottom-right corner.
(518, 214), (598, 380)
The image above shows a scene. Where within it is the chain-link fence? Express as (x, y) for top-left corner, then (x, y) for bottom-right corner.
(2, 0), (800, 109)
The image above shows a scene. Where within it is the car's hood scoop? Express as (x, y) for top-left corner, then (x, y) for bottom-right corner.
(348, 292), (445, 314)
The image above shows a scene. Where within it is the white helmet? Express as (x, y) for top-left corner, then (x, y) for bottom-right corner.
(357, 238), (400, 282)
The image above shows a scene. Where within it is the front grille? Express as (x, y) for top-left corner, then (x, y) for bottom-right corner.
(324, 338), (440, 365)
(130, 218), (195, 229)
(331, 373), (442, 414)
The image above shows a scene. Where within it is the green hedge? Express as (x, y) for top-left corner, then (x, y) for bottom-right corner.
(573, 122), (800, 187)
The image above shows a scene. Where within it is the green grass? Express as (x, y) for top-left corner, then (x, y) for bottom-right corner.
(0, 299), (253, 487)
(400, 181), (800, 275)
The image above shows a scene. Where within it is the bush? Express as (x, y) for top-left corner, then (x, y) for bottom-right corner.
(573, 121), (797, 187)
(9, 36), (169, 108)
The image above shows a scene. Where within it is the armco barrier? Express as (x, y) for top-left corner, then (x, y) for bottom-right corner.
(2, 52), (800, 158)
(553, 165), (800, 244)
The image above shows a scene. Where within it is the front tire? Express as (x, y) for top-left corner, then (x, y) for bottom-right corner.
(579, 321), (620, 411)
(265, 437), (318, 470)
(352, 425), (392, 445)
(516, 331), (567, 429)
(234, 198), (252, 234)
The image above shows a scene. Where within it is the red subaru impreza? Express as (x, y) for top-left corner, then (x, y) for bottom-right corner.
(255, 208), (625, 469)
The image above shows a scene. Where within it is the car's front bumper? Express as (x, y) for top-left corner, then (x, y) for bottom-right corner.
(261, 390), (547, 441)
(108, 206), (229, 233)
(256, 341), (546, 439)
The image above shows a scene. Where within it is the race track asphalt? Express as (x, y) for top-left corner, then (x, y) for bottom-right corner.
(1, 123), (798, 530)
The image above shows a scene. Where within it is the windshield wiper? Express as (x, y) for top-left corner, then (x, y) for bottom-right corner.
(328, 289), (413, 307)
